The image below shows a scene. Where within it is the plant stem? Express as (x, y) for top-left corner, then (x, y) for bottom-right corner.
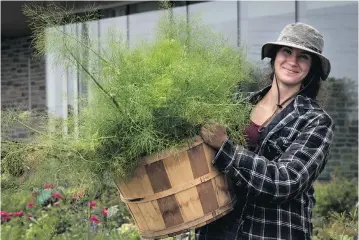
(56, 25), (109, 65)
(88, 206), (92, 240)
(14, 118), (46, 136)
(67, 50), (121, 110)
(49, 232), (57, 240)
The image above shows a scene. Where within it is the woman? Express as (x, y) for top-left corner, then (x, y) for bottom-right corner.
(196, 23), (334, 239)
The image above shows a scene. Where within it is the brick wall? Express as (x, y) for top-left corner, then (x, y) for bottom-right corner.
(1, 35), (46, 139)
(321, 78), (358, 180)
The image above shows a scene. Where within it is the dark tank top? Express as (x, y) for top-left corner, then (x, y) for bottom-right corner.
(244, 120), (260, 151)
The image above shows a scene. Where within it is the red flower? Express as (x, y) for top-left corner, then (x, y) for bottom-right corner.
(1, 216), (11, 223)
(8, 212), (14, 217)
(52, 192), (63, 199)
(14, 211), (24, 217)
(89, 215), (101, 224)
(101, 208), (108, 217)
(43, 184), (54, 189)
(1, 211), (11, 223)
(27, 202), (36, 207)
(54, 202), (60, 207)
(88, 201), (96, 208)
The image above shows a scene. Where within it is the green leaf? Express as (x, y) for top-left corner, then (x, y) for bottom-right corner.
(29, 216), (40, 226)
(107, 205), (119, 219)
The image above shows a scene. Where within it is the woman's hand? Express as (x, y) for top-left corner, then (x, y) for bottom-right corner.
(200, 124), (228, 150)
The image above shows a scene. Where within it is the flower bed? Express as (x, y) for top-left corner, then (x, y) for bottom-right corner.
(1, 183), (139, 239)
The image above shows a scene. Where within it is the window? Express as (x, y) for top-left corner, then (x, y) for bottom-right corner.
(298, 1), (358, 80)
(239, 1), (295, 64)
(188, 1), (238, 47)
(128, 2), (169, 48)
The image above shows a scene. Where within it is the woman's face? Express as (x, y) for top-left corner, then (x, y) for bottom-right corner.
(274, 46), (312, 86)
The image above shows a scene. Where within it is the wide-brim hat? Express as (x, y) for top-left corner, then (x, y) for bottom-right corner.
(261, 22), (331, 80)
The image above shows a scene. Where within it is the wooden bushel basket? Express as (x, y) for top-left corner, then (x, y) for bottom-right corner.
(117, 138), (236, 239)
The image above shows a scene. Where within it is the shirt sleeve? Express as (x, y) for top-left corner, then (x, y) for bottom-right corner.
(212, 113), (334, 203)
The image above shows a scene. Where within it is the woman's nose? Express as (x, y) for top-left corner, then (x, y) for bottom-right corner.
(286, 53), (298, 65)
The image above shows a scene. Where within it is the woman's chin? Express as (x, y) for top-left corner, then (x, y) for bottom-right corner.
(278, 76), (303, 87)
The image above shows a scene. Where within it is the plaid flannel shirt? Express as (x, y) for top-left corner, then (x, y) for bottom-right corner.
(195, 86), (335, 240)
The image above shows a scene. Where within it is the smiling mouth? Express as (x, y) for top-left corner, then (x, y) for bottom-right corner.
(283, 67), (299, 74)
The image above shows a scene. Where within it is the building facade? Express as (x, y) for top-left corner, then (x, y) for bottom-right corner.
(1, 1), (358, 179)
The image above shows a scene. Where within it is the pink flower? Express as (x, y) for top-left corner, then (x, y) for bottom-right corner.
(101, 208), (108, 217)
(1, 211), (11, 223)
(1, 216), (11, 223)
(54, 202), (60, 207)
(88, 201), (96, 208)
(43, 184), (54, 189)
(8, 212), (14, 217)
(14, 211), (24, 217)
(27, 202), (36, 207)
(52, 192), (63, 199)
(90, 215), (101, 224)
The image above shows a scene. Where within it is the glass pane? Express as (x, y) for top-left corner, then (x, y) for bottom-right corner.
(239, 1), (295, 64)
(45, 26), (67, 118)
(77, 23), (89, 102)
(99, 16), (127, 55)
(86, 20), (100, 105)
(298, 1), (358, 81)
(172, 3), (186, 18)
(128, 3), (169, 48)
(188, 1), (238, 47)
(64, 24), (77, 112)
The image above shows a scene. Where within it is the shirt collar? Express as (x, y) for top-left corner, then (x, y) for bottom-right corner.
(247, 85), (321, 113)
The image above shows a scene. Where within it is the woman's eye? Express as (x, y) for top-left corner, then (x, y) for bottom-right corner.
(283, 48), (291, 55)
(300, 55), (310, 60)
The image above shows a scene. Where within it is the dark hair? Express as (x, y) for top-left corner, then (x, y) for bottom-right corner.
(268, 46), (323, 100)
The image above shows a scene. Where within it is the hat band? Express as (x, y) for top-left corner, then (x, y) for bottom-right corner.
(280, 36), (322, 54)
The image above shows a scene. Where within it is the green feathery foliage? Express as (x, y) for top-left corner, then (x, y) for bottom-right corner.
(1, 110), (103, 194)
(2, 1), (255, 192)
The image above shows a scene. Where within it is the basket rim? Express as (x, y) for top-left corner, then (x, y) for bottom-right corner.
(139, 136), (205, 166)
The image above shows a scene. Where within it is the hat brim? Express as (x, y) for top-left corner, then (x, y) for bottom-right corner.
(261, 41), (331, 80)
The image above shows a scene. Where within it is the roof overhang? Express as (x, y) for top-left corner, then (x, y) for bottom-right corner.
(1, 1), (138, 38)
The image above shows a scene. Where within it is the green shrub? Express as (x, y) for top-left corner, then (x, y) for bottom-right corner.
(313, 178), (358, 219)
(313, 178), (358, 240)
(313, 206), (358, 240)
